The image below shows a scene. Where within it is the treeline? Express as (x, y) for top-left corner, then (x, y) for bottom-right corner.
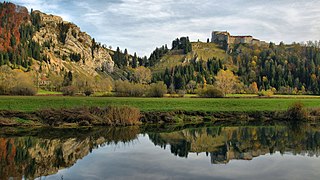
(112, 46), (168, 69)
(112, 36), (189, 69)
(172, 37), (192, 54)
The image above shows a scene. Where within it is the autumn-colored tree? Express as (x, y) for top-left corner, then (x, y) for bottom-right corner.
(250, 82), (259, 94)
(48, 74), (63, 91)
(0, 66), (36, 95)
(134, 66), (152, 84)
(92, 76), (113, 92)
(214, 69), (238, 95)
(0, 66), (15, 94)
(10, 70), (36, 95)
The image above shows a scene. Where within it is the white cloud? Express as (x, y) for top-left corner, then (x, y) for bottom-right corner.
(7, 0), (320, 56)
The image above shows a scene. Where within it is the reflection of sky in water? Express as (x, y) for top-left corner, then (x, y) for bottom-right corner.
(40, 134), (320, 180)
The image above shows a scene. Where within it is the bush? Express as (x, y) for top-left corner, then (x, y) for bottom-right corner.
(286, 102), (308, 121)
(103, 106), (141, 126)
(198, 86), (224, 98)
(10, 84), (36, 96)
(147, 82), (167, 97)
(0, 84), (9, 95)
(84, 87), (93, 96)
(177, 90), (186, 97)
(258, 89), (274, 97)
(61, 86), (77, 96)
(114, 80), (145, 97)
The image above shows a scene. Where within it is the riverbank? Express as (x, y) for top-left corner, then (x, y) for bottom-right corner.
(1, 103), (319, 128)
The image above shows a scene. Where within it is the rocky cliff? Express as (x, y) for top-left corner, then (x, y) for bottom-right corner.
(32, 10), (114, 77)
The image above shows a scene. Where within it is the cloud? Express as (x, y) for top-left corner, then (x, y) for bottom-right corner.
(8, 0), (320, 56)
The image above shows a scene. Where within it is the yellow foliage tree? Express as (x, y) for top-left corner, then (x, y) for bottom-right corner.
(250, 82), (259, 94)
(0, 66), (15, 94)
(134, 66), (152, 84)
(0, 66), (36, 95)
(214, 69), (239, 95)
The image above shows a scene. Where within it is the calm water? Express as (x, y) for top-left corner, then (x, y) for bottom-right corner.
(1, 125), (320, 180)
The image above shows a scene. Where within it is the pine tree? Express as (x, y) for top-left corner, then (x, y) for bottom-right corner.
(132, 52), (138, 68)
(0, 53), (3, 66)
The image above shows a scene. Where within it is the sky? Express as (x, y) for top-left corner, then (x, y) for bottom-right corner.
(9, 0), (320, 56)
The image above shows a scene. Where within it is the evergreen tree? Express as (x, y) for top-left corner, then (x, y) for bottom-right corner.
(132, 52), (138, 68)
(62, 71), (73, 86)
(0, 54), (3, 66)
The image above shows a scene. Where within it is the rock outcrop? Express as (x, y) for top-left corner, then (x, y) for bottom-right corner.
(32, 10), (114, 76)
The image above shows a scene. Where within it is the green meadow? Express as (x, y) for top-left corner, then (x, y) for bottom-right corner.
(1, 96), (320, 112)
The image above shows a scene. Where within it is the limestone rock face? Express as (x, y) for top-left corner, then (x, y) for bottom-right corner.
(32, 11), (114, 76)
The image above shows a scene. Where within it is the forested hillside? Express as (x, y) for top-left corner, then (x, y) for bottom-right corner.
(149, 40), (320, 95)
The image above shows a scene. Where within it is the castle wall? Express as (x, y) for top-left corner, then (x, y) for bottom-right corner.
(228, 36), (236, 44)
(252, 39), (260, 45)
(212, 31), (264, 46)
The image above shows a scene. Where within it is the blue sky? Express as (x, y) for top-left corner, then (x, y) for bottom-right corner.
(10, 0), (320, 56)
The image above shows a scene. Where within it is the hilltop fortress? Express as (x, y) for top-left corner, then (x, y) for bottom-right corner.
(211, 31), (268, 47)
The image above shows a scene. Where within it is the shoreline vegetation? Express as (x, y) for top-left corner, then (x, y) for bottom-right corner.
(1, 96), (320, 128)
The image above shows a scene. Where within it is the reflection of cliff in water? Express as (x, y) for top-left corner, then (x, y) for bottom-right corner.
(148, 125), (320, 164)
(0, 127), (140, 179)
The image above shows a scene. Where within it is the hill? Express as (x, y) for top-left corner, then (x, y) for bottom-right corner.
(151, 42), (226, 73)
(149, 37), (320, 95)
(0, 2), (116, 93)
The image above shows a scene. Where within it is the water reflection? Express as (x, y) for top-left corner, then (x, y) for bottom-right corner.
(149, 125), (320, 163)
(0, 124), (320, 179)
(0, 127), (140, 179)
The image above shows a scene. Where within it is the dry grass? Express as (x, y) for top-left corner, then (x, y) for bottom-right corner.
(285, 102), (308, 121)
(36, 106), (141, 126)
(98, 106), (141, 126)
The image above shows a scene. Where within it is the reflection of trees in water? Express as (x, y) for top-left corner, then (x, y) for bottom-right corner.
(148, 125), (320, 164)
(0, 126), (140, 179)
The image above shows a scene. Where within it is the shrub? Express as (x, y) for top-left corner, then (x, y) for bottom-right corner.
(103, 106), (141, 126)
(258, 89), (274, 97)
(84, 87), (93, 96)
(114, 80), (145, 97)
(177, 90), (186, 97)
(198, 86), (224, 98)
(0, 84), (9, 95)
(286, 102), (308, 121)
(61, 86), (77, 96)
(147, 82), (167, 97)
(10, 84), (36, 96)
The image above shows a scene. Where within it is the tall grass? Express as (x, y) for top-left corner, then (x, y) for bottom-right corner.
(37, 106), (141, 126)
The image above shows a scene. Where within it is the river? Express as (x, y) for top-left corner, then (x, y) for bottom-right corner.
(0, 124), (320, 179)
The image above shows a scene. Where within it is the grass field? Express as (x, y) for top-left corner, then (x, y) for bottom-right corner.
(37, 89), (63, 95)
(1, 96), (320, 112)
